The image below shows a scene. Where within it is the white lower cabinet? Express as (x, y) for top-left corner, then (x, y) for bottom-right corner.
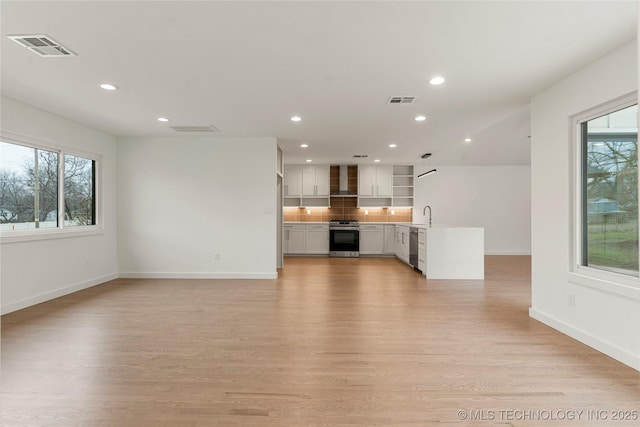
(383, 225), (396, 255)
(283, 224), (306, 254)
(284, 223), (420, 261)
(359, 224), (384, 255)
(395, 225), (410, 264)
(305, 224), (329, 254)
(418, 228), (426, 274)
(284, 223), (329, 254)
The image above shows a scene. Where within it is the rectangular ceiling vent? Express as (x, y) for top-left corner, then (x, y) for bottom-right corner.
(7, 35), (76, 57)
(353, 154), (369, 158)
(387, 96), (416, 104)
(169, 125), (220, 133)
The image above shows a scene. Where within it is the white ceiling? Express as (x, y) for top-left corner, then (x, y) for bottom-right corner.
(1, 1), (637, 166)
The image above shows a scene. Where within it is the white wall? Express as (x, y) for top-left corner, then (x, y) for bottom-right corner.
(413, 165), (531, 255)
(0, 96), (119, 314)
(530, 40), (639, 370)
(117, 136), (278, 279)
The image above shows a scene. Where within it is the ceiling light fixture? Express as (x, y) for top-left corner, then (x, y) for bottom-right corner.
(300, 143), (308, 148)
(388, 144), (397, 148)
(415, 115), (427, 122)
(99, 83), (117, 91)
(374, 159), (381, 163)
(291, 116), (302, 122)
(418, 169), (437, 178)
(306, 159), (312, 162)
(465, 138), (472, 143)
(429, 76), (445, 85)
(157, 117), (169, 122)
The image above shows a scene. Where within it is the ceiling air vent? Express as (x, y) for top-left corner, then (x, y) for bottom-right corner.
(7, 35), (76, 57)
(353, 154), (369, 158)
(169, 125), (220, 133)
(387, 96), (416, 105)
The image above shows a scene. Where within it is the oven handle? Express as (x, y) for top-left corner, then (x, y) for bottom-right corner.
(330, 227), (360, 231)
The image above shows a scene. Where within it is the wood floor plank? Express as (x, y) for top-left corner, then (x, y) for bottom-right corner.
(1, 256), (638, 426)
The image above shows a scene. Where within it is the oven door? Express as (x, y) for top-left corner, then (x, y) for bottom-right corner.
(329, 228), (360, 256)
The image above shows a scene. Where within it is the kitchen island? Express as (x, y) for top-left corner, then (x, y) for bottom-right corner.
(424, 226), (484, 279)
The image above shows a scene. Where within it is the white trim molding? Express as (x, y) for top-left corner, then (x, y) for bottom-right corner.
(118, 272), (279, 280)
(1, 273), (118, 315)
(529, 307), (640, 371)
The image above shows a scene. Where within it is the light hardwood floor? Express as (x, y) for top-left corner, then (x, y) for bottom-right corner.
(1, 256), (638, 426)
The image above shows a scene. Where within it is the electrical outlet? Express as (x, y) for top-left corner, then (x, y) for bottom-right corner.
(568, 293), (575, 308)
(214, 254), (220, 262)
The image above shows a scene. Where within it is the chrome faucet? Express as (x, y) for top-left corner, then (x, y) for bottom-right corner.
(423, 205), (432, 227)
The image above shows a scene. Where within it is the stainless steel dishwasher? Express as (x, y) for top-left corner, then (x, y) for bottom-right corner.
(409, 227), (418, 268)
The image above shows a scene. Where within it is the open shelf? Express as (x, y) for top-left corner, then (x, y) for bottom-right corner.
(392, 165), (414, 207)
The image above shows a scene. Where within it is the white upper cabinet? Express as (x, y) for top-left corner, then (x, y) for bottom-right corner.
(302, 165), (330, 197)
(358, 166), (393, 198)
(284, 166), (302, 197)
(358, 167), (375, 197)
(315, 167), (330, 196)
(376, 167), (393, 197)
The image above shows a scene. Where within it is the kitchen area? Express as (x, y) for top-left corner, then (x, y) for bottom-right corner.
(282, 163), (485, 279)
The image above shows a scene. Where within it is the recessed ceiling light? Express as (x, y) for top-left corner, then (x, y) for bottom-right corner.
(291, 116), (302, 122)
(415, 115), (427, 122)
(374, 159), (381, 163)
(306, 159), (312, 162)
(99, 83), (117, 91)
(465, 138), (472, 143)
(300, 143), (309, 148)
(429, 76), (445, 85)
(157, 117), (169, 122)
(388, 144), (397, 148)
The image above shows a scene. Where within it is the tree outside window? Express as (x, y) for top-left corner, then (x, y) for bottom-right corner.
(0, 141), (96, 231)
(582, 104), (638, 275)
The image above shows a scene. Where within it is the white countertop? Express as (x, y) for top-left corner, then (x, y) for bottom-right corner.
(284, 221), (413, 225)
(283, 221), (328, 224)
(283, 221), (484, 231)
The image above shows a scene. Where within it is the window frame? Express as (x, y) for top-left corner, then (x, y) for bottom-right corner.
(569, 92), (640, 297)
(0, 131), (103, 244)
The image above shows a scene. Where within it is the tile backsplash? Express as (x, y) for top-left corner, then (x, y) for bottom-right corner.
(284, 197), (412, 223)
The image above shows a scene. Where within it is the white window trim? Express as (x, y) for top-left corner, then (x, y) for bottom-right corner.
(0, 130), (103, 244)
(569, 92), (640, 300)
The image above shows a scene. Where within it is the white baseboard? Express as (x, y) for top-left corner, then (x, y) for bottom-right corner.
(118, 272), (278, 279)
(1, 273), (118, 315)
(529, 307), (640, 371)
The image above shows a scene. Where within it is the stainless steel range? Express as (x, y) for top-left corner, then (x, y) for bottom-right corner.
(329, 220), (360, 257)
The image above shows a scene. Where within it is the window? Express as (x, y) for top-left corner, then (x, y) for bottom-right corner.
(64, 154), (96, 226)
(0, 139), (98, 234)
(578, 101), (638, 277)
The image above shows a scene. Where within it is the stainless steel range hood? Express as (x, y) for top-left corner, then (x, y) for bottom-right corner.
(330, 165), (357, 197)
